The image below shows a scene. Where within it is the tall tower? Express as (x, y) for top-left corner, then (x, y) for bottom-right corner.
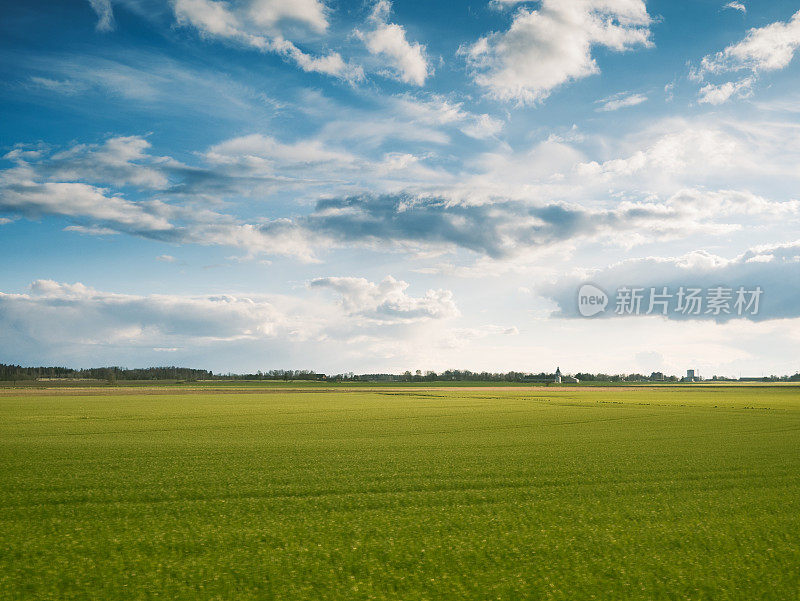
(555, 367), (562, 384)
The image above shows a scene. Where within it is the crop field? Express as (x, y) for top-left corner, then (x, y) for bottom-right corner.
(1, 384), (799, 600)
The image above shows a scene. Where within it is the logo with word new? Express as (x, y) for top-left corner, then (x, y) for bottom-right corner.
(576, 283), (763, 318)
(577, 284), (609, 317)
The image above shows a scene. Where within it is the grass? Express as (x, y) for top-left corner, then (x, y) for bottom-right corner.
(1, 385), (799, 600)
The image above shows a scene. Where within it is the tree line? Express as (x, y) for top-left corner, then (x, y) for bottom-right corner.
(0, 364), (212, 382)
(330, 370), (669, 382)
(1, 363), (799, 382)
(329, 370), (800, 382)
(0, 365), (325, 382)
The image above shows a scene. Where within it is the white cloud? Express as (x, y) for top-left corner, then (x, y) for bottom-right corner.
(356, 1), (430, 86)
(461, 0), (652, 103)
(596, 92), (647, 111)
(64, 225), (120, 235)
(248, 0), (329, 34)
(187, 220), (319, 262)
(205, 133), (360, 171)
(156, 254), (176, 262)
(390, 93), (504, 139)
(663, 188), (800, 218)
(696, 10), (800, 90)
(577, 127), (739, 178)
(573, 122), (800, 187)
(87, 0), (115, 32)
(0, 280), (301, 346)
(318, 116), (450, 148)
(698, 77), (753, 104)
(460, 113), (505, 139)
(44, 135), (171, 189)
(0, 276), (458, 357)
(174, 0), (329, 36)
(489, 0), (528, 6)
(724, 2), (746, 13)
(0, 181), (173, 232)
(172, 0), (363, 81)
(310, 275), (459, 321)
(204, 131), (447, 189)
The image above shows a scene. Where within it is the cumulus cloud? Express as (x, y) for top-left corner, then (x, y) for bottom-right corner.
(596, 92), (647, 112)
(0, 280), (308, 352)
(310, 275), (458, 321)
(698, 77), (753, 104)
(172, 0), (363, 81)
(39, 135), (170, 189)
(698, 10), (800, 75)
(356, 0), (430, 86)
(544, 240), (800, 322)
(0, 181), (173, 233)
(461, 0), (652, 103)
(693, 10), (800, 103)
(0, 276), (458, 358)
(87, 0), (115, 32)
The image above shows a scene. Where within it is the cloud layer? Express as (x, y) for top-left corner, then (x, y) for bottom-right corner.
(3, 130), (799, 264)
(545, 241), (800, 322)
(0, 276), (458, 355)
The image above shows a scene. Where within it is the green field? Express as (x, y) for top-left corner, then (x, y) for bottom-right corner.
(1, 385), (799, 600)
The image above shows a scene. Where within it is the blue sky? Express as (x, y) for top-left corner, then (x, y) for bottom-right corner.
(2, 0), (800, 376)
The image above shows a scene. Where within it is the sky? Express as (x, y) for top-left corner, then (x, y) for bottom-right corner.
(1, 0), (800, 376)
